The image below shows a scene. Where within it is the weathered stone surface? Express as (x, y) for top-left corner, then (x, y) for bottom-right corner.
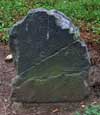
(9, 8), (90, 103)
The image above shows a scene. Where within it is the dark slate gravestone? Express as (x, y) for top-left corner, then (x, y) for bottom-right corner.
(9, 8), (90, 103)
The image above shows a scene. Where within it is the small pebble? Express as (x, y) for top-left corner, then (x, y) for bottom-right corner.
(81, 104), (85, 108)
(5, 54), (13, 62)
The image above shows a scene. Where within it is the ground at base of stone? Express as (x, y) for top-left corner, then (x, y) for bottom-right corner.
(0, 42), (100, 115)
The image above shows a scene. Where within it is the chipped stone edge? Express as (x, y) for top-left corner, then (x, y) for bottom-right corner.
(9, 8), (77, 37)
(9, 8), (88, 49)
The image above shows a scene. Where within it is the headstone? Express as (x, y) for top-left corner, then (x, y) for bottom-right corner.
(9, 8), (90, 103)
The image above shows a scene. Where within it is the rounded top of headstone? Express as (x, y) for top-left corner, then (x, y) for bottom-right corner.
(29, 8), (75, 32)
(10, 8), (80, 40)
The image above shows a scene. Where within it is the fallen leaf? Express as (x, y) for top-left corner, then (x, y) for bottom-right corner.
(52, 108), (59, 113)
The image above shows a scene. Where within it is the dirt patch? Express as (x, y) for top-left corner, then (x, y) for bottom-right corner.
(0, 36), (100, 115)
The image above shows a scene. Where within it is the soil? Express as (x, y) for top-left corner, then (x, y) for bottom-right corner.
(0, 29), (100, 115)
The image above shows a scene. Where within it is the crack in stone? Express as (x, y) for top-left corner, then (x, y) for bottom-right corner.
(17, 71), (82, 88)
(12, 40), (85, 87)
(19, 40), (79, 76)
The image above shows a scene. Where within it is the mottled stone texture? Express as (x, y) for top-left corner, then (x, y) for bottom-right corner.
(9, 8), (90, 103)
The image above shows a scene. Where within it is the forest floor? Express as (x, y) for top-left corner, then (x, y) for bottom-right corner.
(0, 25), (100, 115)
